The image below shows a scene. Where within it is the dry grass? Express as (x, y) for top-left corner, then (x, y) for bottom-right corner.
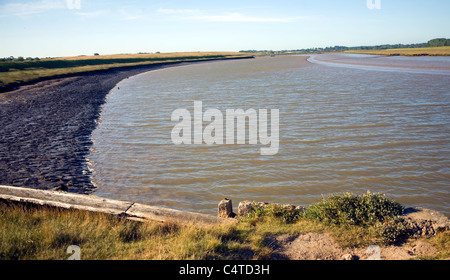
(345, 46), (450, 56)
(0, 201), (234, 260)
(1, 196), (448, 260)
(424, 231), (450, 260)
(0, 200), (331, 260)
(1, 200), (295, 260)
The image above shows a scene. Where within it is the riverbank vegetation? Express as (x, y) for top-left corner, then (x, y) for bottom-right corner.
(1, 192), (448, 260)
(345, 46), (450, 56)
(240, 38), (450, 56)
(0, 52), (252, 92)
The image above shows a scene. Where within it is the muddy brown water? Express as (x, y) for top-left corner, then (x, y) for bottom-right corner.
(88, 54), (450, 216)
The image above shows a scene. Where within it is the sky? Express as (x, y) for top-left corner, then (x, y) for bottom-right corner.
(0, 0), (449, 58)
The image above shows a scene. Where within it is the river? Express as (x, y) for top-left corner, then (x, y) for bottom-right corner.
(88, 54), (450, 216)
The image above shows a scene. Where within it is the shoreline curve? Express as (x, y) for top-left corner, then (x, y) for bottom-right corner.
(0, 57), (252, 194)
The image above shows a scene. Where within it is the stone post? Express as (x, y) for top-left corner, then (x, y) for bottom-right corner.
(218, 198), (236, 218)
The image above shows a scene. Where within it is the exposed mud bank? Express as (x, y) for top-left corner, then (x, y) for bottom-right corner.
(0, 61), (227, 193)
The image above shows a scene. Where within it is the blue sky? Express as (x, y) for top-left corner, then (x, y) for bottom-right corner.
(0, 0), (449, 57)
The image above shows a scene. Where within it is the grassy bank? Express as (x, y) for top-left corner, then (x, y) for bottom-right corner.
(345, 46), (450, 56)
(0, 52), (252, 91)
(1, 192), (448, 260)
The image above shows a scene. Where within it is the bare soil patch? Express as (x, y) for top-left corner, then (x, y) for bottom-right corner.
(269, 232), (439, 260)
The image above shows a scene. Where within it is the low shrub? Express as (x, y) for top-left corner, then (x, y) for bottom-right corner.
(378, 218), (411, 245)
(303, 192), (404, 226)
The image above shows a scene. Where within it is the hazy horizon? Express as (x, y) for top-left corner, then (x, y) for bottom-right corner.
(1, 0), (449, 58)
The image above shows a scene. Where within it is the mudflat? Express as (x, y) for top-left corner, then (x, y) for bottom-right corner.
(0, 62), (205, 193)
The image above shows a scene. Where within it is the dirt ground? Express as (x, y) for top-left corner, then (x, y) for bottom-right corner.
(267, 207), (449, 260)
(268, 232), (439, 260)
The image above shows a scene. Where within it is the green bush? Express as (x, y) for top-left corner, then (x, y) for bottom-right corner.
(303, 192), (404, 226)
(378, 218), (410, 245)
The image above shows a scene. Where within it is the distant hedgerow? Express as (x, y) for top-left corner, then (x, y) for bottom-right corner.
(303, 192), (404, 226)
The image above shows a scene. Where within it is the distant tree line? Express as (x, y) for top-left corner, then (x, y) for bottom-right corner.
(1, 56), (41, 62)
(427, 38), (450, 47)
(0, 52), (103, 62)
(240, 38), (450, 54)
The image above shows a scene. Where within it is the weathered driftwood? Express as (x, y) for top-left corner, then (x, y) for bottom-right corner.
(0, 185), (235, 225)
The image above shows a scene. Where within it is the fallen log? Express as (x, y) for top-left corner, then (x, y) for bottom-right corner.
(0, 185), (235, 225)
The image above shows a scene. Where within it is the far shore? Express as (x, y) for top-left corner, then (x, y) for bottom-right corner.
(0, 52), (253, 93)
(345, 46), (450, 56)
(308, 53), (450, 72)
